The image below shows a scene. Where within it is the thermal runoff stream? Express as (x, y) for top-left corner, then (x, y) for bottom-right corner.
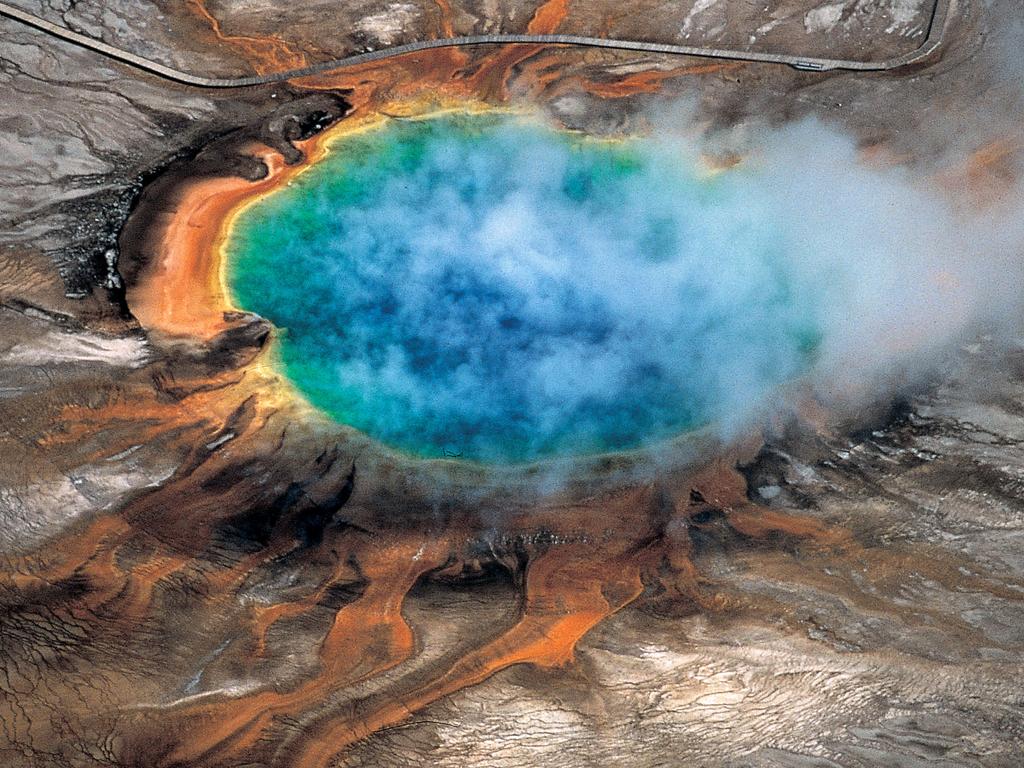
(225, 113), (822, 462)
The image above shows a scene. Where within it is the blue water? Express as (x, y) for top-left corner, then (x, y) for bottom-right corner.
(226, 113), (820, 463)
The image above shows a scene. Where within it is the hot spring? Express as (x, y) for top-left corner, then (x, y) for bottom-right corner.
(225, 113), (822, 463)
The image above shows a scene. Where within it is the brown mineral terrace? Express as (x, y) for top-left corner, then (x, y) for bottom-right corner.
(128, 143), (313, 339)
(0, 0), (954, 87)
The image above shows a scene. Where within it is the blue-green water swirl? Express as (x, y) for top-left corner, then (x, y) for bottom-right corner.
(226, 113), (819, 463)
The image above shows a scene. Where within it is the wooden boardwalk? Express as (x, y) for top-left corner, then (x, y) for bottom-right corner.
(0, 0), (952, 88)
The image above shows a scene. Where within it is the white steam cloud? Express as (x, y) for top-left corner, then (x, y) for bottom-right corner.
(742, 117), (1024, 410)
(231, 107), (1024, 464)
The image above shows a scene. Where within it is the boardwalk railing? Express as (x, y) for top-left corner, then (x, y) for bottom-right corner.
(0, 0), (953, 88)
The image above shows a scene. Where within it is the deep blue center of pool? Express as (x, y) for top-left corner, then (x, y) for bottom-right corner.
(226, 113), (819, 463)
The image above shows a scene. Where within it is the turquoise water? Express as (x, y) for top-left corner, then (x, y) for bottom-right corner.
(226, 113), (820, 463)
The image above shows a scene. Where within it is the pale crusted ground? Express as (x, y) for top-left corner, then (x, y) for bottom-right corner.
(327, 345), (1024, 768)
